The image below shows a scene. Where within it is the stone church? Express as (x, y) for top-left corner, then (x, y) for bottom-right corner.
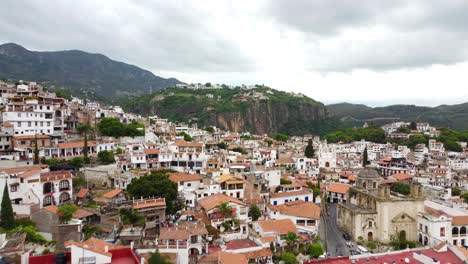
(337, 168), (424, 243)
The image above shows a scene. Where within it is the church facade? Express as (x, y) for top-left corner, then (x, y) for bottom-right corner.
(337, 168), (424, 243)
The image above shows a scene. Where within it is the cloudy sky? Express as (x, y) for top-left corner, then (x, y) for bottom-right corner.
(1, 0), (468, 106)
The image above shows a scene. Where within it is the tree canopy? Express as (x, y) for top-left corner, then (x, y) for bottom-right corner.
(97, 117), (145, 138)
(281, 252), (296, 264)
(58, 204), (78, 224)
(309, 242), (324, 258)
(248, 204), (262, 221)
(126, 170), (183, 214)
(273, 133), (289, 142)
(0, 184), (15, 230)
(304, 139), (314, 158)
(324, 126), (386, 143)
(391, 183), (410, 195)
(98, 150), (115, 164)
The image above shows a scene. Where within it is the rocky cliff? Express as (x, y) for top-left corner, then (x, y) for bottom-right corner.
(125, 86), (338, 135)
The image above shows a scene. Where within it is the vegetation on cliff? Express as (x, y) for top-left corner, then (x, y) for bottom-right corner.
(124, 86), (340, 135)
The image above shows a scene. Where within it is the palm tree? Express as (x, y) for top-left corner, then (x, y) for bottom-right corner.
(216, 202), (233, 218)
(285, 232), (298, 251)
(77, 124), (93, 163)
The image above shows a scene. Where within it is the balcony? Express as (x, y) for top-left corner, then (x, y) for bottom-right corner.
(157, 240), (188, 249)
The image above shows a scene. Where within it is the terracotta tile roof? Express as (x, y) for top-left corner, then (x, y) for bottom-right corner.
(18, 169), (41, 179)
(159, 227), (189, 240)
(102, 189), (123, 199)
(269, 200), (321, 219)
(14, 134), (50, 140)
(73, 208), (95, 219)
(132, 198), (166, 209)
(169, 172), (203, 183)
(452, 215), (468, 226)
(58, 141), (96, 148)
(199, 251), (248, 264)
(0, 164), (47, 174)
(65, 238), (125, 257)
(143, 148), (160, 154)
(172, 140), (204, 147)
(40, 170), (73, 181)
(43, 205), (58, 214)
(257, 219), (297, 235)
(241, 248), (273, 260)
(216, 174), (243, 184)
(327, 183), (350, 194)
(260, 236), (276, 243)
(197, 193), (245, 211)
(76, 188), (89, 199)
(270, 189), (311, 198)
(392, 173), (413, 181)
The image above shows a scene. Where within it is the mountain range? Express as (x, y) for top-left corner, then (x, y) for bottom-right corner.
(0, 42), (467, 134)
(0, 43), (182, 99)
(327, 102), (468, 131)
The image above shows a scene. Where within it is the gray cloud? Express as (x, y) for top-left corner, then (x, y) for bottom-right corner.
(1, 0), (468, 76)
(0, 0), (254, 74)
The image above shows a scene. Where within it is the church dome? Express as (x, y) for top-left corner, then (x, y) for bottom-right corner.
(357, 168), (380, 179)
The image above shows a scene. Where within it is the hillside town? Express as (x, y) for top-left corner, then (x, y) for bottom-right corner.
(0, 80), (467, 264)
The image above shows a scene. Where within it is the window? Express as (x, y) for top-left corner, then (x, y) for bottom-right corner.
(59, 180), (70, 191)
(18, 122), (22, 127)
(419, 224), (422, 231)
(369, 221), (372, 228)
(440, 227), (445, 237)
(425, 226), (428, 234)
(28, 121), (31, 127)
(18, 113), (22, 117)
(187, 183), (191, 187)
(10, 185), (17, 192)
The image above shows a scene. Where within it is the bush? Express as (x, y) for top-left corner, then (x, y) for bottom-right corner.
(366, 242), (377, 250)
(280, 178), (292, 185)
(248, 204), (262, 221)
(309, 243), (324, 258)
(391, 183), (410, 195)
(273, 133), (289, 142)
(98, 150), (115, 164)
(452, 187), (461, 196)
(281, 252), (296, 264)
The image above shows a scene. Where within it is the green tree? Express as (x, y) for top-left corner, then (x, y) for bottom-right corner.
(33, 135), (40, 165)
(83, 224), (102, 240)
(248, 204), (262, 221)
(217, 142), (228, 149)
(126, 170), (184, 214)
(148, 251), (172, 264)
(57, 204), (78, 224)
(285, 232), (298, 251)
(309, 242), (324, 258)
(362, 147), (369, 167)
(304, 139), (315, 158)
(391, 183), (410, 195)
(281, 252), (296, 264)
(98, 118), (144, 138)
(452, 187), (461, 196)
(177, 132), (192, 142)
(280, 178), (292, 185)
(273, 133), (289, 142)
(0, 184), (16, 230)
(216, 202), (233, 218)
(83, 131), (89, 164)
(119, 208), (144, 226)
(461, 193), (468, 203)
(69, 157), (85, 168)
(98, 150), (115, 164)
(410, 121), (417, 130)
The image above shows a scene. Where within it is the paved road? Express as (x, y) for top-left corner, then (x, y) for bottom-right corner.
(319, 203), (351, 257)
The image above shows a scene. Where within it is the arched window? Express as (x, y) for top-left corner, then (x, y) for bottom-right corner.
(453, 227), (459, 235)
(43, 182), (53, 194)
(460, 226), (467, 235)
(59, 192), (70, 203)
(418, 234), (423, 243)
(43, 195), (53, 207)
(59, 180), (70, 191)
